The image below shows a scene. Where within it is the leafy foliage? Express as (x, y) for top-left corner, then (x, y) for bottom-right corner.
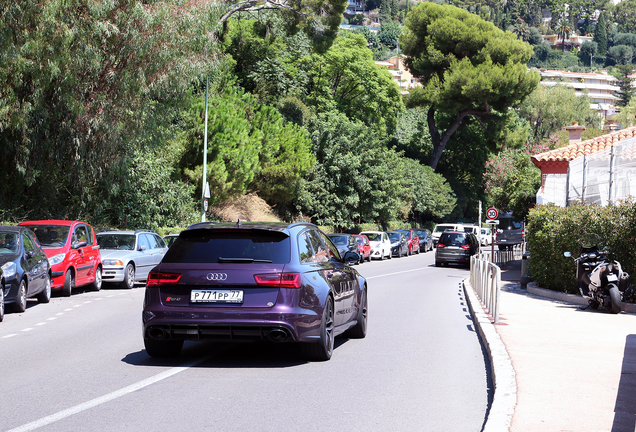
(612, 65), (636, 107)
(518, 85), (599, 140)
(180, 88), (314, 207)
(594, 11), (609, 55)
(377, 21), (402, 48)
(483, 142), (543, 220)
(294, 112), (455, 230)
(0, 0), (223, 222)
(302, 32), (404, 135)
(400, 2), (539, 169)
(612, 0), (636, 34)
(95, 146), (196, 230)
(221, 15), (313, 104)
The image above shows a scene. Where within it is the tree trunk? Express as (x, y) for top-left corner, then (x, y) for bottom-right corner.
(427, 106), (489, 170)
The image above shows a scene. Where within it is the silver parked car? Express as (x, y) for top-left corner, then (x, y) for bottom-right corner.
(97, 230), (168, 288)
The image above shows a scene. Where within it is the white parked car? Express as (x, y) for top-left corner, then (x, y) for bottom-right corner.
(480, 228), (493, 246)
(360, 231), (392, 260)
(431, 223), (464, 246)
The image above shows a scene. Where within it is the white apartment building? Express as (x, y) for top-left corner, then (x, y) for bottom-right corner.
(539, 70), (620, 120)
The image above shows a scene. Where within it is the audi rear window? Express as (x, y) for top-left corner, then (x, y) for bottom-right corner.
(162, 229), (291, 264)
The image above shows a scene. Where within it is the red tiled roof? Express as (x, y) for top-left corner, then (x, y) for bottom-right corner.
(531, 126), (636, 167)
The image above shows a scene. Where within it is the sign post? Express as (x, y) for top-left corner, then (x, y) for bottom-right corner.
(486, 207), (499, 262)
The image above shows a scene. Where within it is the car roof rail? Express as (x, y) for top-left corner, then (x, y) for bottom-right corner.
(134, 229), (154, 234)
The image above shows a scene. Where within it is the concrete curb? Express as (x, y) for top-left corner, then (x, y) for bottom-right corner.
(527, 282), (636, 313)
(463, 279), (516, 432)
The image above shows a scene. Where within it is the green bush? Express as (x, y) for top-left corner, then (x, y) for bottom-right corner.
(527, 202), (636, 301)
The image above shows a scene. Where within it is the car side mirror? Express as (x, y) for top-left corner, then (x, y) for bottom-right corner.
(139, 245), (147, 251)
(563, 251), (571, 258)
(73, 241), (88, 249)
(343, 251), (359, 264)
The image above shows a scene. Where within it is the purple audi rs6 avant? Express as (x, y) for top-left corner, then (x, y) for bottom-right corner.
(142, 222), (367, 361)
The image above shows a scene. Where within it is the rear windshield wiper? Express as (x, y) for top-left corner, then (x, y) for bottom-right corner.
(218, 257), (273, 263)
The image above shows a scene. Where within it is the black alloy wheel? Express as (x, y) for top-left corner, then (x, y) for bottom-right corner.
(301, 296), (334, 361)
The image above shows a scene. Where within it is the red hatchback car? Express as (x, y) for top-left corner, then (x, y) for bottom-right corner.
(19, 220), (102, 296)
(352, 234), (371, 263)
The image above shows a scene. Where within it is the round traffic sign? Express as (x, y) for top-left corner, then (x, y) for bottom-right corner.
(486, 207), (498, 220)
(204, 199), (209, 212)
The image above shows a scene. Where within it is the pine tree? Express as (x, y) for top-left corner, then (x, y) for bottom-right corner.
(594, 12), (608, 56)
(613, 65), (636, 108)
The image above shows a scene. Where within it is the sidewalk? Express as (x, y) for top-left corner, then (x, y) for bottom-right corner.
(465, 260), (636, 432)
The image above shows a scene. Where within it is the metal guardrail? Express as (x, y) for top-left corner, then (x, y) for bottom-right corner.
(469, 255), (502, 323)
(480, 243), (526, 268)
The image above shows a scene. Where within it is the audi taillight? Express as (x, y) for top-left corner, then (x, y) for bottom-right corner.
(437, 243), (446, 248)
(254, 273), (302, 289)
(147, 271), (181, 286)
(461, 244), (470, 249)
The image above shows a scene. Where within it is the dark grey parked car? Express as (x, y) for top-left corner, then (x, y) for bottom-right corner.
(415, 229), (434, 252)
(0, 226), (51, 312)
(435, 231), (479, 267)
(388, 231), (409, 257)
(0, 268), (4, 322)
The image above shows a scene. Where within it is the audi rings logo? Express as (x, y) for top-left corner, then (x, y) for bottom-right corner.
(206, 273), (228, 281)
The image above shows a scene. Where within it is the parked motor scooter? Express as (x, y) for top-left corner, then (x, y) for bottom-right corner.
(564, 234), (631, 314)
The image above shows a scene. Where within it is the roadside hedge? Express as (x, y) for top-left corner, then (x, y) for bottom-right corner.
(527, 202), (636, 301)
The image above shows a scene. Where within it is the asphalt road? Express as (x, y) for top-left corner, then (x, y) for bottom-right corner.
(1, 251), (491, 432)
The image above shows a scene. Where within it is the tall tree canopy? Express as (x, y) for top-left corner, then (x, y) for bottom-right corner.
(400, 2), (539, 170)
(518, 85), (598, 140)
(302, 32), (404, 135)
(612, 0), (636, 34)
(0, 0), (222, 219)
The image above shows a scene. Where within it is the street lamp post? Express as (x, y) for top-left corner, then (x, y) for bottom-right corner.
(201, 76), (209, 222)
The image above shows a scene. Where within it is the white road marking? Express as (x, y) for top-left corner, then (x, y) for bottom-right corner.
(2, 334), (18, 338)
(35, 322), (46, 326)
(83, 301), (92, 304)
(366, 267), (430, 280)
(64, 308), (73, 312)
(56, 313), (64, 316)
(46, 317), (57, 321)
(73, 305), (81, 308)
(5, 358), (209, 432)
(21, 328), (33, 332)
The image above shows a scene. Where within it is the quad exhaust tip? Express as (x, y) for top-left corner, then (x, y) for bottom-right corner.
(148, 327), (167, 340)
(268, 328), (289, 342)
